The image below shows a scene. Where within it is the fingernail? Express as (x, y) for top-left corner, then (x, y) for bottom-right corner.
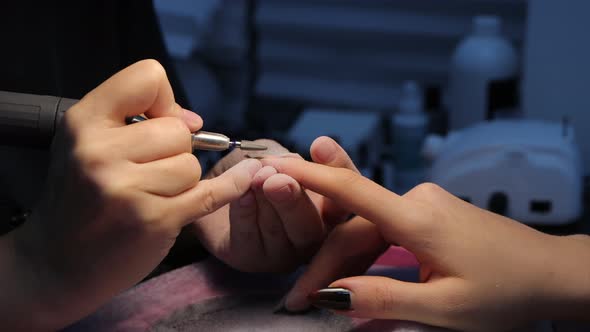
(182, 108), (202, 127)
(252, 166), (277, 188)
(269, 184), (293, 203)
(313, 137), (337, 163)
(274, 292), (313, 315)
(308, 287), (351, 311)
(237, 159), (262, 178)
(239, 190), (256, 207)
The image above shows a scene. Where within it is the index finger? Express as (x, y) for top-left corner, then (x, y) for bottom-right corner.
(78, 59), (183, 128)
(261, 157), (420, 238)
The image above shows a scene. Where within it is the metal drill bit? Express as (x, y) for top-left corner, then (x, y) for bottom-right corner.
(127, 115), (267, 152)
(230, 140), (268, 151)
(192, 132), (267, 151)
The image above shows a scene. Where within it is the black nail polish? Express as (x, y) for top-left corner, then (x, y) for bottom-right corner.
(308, 287), (351, 311)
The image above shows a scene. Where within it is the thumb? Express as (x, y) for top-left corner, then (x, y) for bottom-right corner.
(312, 276), (449, 326)
(171, 159), (262, 225)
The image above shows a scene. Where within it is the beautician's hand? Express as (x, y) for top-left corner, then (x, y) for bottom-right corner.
(262, 154), (590, 331)
(2, 60), (261, 331)
(190, 136), (358, 272)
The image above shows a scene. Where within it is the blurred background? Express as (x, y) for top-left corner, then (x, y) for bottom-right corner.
(1, 0), (589, 236)
(154, 0), (590, 232)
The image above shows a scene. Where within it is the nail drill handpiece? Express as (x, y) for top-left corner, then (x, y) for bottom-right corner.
(0, 91), (267, 152)
(129, 115), (267, 152)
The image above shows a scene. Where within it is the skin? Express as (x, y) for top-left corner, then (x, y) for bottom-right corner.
(191, 136), (359, 272)
(0, 60), (264, 331)
(0, 60), (359, 331)
(262, 143), (590, 332)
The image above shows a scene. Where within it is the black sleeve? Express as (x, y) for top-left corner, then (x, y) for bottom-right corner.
(0, 0), (187, 105)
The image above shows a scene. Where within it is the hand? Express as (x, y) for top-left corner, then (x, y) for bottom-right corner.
(262, 155), (590, 331)
(4, 60), (262, 330)
(190, 136), (358, 272)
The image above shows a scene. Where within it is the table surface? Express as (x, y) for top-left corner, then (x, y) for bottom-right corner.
(63, 248), (590, 332)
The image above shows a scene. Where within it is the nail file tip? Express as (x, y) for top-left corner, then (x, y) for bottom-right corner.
(239, 141), (268, 151)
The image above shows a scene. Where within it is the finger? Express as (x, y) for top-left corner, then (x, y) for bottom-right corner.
(261, 157), (425, 244)
(310, 136), (358, 173)
(78, 59), (200, 130)
(251, 167), (294, 263)
(205, 139), (290, 179)
(178, 108), (203, 133)
(134, 153), (201, 197)
(309, 136), (359, 225)
(227, 190), (266, 270)
(171, 159), (262, 225)
(319, 276), (456, 327)
(263, 173), (325, 258)
(284, 217), (388, 312)
(114, 117), (192, 163)
(141, 103), (204, 133)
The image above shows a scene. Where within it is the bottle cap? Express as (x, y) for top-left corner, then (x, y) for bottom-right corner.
(399, 81), (423, 114)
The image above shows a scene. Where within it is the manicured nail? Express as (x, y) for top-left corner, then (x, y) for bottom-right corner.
(269, 184), (294, 203)
(182, 108), (202, 127)
(308, 287), (351, 311)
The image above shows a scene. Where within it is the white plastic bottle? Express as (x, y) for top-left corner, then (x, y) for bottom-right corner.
(392, 81), (428, 194)
(448, 15), (518, 130)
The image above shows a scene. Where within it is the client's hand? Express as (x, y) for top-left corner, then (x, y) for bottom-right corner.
(262, 154), (590, 332)
(191, 137), (359, 272)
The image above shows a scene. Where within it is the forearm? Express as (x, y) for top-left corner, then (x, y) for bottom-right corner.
(537, 234), (590, 320)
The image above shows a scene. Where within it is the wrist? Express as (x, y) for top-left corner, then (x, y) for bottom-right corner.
(535, 234), (590, 320)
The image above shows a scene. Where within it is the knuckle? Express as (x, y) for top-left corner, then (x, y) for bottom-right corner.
(337, 168), (361, 187)
(179, 152), (201, 172)
(373, 284), (397, 313)
(162, 117), (191, 145)
(130, 202), (170, 234)
(160, 116), (190, 135)
(73, 140), (108, 172)
(179, 153), (202, 184)
(404, 205), (438, 236)
(406, 182), (444, 201)
(138, 59), (167, 81)
(142, 118), (191, 151)
(414, 182), (443, 196)
(232, 174), (248, 196)
(100, 176), (134, 203)
(200, 188), (219, 215)
(438, 290), (471, 320)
